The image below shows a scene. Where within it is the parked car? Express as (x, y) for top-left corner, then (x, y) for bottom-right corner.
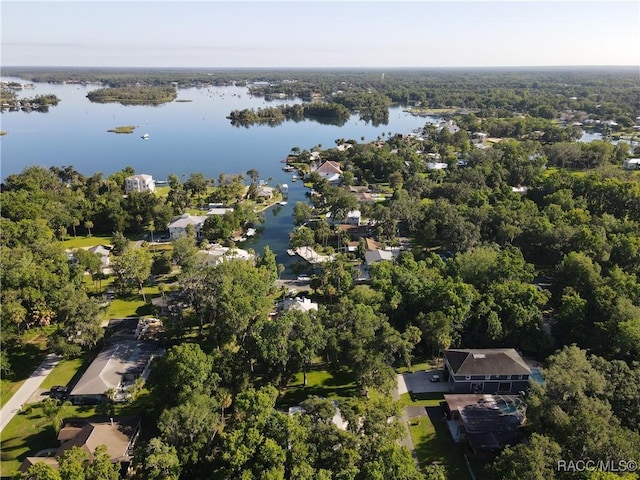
(50, 386), (69, 400)
(297, 275), (311, 282)
(430, 374), (441, 383)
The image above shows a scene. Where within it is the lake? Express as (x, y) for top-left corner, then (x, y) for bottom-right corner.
(0, 77), (439, 274)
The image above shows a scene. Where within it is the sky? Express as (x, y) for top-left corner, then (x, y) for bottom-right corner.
(2, 1), (639, 68)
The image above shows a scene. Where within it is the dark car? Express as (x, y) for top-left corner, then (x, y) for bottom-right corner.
(50, 386), (69, 400)
(430, 374), (441, 383)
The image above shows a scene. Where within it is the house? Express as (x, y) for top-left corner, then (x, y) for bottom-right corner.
(86, 244), (112, 269)
(255, 185), (275, 200)
(167, 213), (207, 239)
(444, 394), (525, 456)
(364, 248), (399, 267)
(69, 320), (160, 404)
(326, 210), (361, 226)
(124, 174), (155, 193)
(426, 162), (448, 170)
(282, 296), (318, 313)
(623, 158), (640, 170)
(198, 245), (254, 265)
(314, 161), (343, 184)
(443, 349), (531, 394)
(19, 416), (141, 474)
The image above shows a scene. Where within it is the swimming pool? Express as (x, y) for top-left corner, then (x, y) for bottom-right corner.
(530, 368), (545, 385)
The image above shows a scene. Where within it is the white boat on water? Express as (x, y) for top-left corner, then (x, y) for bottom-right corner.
(141, 133), (150, 139)
(278, 201), (288, 206)
(292, 175), (298, 181)
(246, 228), (256, 237)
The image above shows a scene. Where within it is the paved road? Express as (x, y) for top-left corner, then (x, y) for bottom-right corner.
(0, 353), (62, 433)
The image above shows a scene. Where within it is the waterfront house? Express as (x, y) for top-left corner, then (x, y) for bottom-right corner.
(125, 174), (155, 194)
(443, 348), (531, 394)
(314, 160), (343, 184)
(167, 213), (207, 239)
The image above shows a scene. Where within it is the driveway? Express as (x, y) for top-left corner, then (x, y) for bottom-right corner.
(403, 369), (451, 394)
(0, 353), (62, 433)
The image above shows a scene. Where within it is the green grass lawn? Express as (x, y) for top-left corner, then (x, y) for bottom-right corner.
(407, 399), (469, 480)
(60, 234), (113, 249)
(278, 366), (357, 407)
(105, 287), (159, 319)
(39, 357), (86, 391)
(0, 329), (53, 408)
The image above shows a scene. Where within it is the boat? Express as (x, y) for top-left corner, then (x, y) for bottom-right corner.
(291, 175), (298, 182)
(246, 228), (256, 237)
(141, 133), (150, 139)
(278, 201), (288, 206)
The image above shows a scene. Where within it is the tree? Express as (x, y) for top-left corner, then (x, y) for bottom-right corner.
(15, 463), (62, 480)
(86, 445), (120, 480)
(490, 433), (562, 480)
(83, 220), (93, 237)
(134, 437), (181, 480)
(158, 393), (221, 466)
(148, 343), (217, 406)
(111, 247), (153, 301)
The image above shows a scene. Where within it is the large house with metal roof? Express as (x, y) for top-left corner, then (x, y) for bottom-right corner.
(443, 348), (531, 394)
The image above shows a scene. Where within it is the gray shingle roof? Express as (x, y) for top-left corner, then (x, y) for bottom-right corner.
(445, 349), (531, 376)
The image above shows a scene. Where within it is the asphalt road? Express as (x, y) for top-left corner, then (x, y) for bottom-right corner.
(0, 353), (62, 433)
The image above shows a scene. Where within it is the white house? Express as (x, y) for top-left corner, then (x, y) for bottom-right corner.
(314, 161), (343, 184)
(623, 158), (640, 170)
(125, 174), (155, 193)
(326, 210), (361, 226)
(167, 213), (207, 239)
(364, 249), (399, 267)
(198, 245), (254, 265)
(426, 162), (448, 170)
(282, 296), (318, 313)
(87, 245), (112, 269)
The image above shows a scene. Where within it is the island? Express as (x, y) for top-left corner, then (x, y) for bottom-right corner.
(107, 125), (137, 134)
(86, 86), (177, 105)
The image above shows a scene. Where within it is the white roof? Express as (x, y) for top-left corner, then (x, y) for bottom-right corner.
(283, 297), (318, 313)
(206, 208), (234, 216)
(199, 246), (254, 264)
(365, 249), (399, 265)
(426, 162), (448, 170)
(168, 213), (207, 229)
(126, 174), (153, 181)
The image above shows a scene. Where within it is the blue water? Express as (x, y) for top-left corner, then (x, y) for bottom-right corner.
(530, 368), (545, 385)
(0, 77), (438, 275)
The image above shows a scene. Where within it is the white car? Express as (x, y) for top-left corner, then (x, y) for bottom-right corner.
(297, 275), (311, 282)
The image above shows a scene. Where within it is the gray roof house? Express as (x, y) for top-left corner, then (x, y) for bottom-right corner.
(167, 213), (207, 239)
(443, 349), (531, 394)
(69, 320), (159, 404)
(19, 417), (140, 474)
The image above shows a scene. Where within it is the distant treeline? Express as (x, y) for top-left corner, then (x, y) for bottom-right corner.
(227, 102), (351, 127)
(86, 86), (177, 105)
(4, 66), (639, 124)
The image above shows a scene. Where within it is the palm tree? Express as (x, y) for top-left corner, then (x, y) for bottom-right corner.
(84, 220), (94, 237)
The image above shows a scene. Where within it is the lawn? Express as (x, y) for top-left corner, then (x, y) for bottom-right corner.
(1, 329), (53, 408)
(278, 366), (357, 407)
(60, 234), (113, 249)
(105, 286), (159, 319)
(39, 357), (86, 391)
(407, 399), (470, 480)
